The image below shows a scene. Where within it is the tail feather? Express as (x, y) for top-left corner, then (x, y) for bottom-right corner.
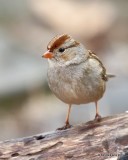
(107, 74), (116, 78)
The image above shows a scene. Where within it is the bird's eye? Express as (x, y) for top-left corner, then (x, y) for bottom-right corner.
(59, 48), (65, 52)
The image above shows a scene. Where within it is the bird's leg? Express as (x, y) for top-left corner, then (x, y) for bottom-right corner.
(65, 104), (72, 127)
(94, 101), (102, 121)
(57, 104), (72, 130)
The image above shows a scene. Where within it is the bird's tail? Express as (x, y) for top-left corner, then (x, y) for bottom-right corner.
(107, 74), (116, 79)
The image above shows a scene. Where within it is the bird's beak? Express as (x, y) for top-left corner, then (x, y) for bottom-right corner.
(42, 51), (54, 59)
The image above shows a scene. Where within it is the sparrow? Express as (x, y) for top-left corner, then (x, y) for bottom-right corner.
(42, 34), (114, 130)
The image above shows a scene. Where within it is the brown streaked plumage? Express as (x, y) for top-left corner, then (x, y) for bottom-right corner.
(88, 50), (108, 81)
(47, 34), (70, 52)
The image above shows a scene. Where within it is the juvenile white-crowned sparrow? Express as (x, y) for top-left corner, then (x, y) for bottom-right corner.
(42, 34), (114, 130)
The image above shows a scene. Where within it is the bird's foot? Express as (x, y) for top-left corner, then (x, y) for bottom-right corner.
(94, 113), (102, 122)
(57, 123), (72, 130)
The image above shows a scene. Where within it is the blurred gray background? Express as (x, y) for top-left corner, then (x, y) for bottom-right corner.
(0, 0), (128, 141)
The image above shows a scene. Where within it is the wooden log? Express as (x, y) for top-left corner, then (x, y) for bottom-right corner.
(0, 113), (128, 160)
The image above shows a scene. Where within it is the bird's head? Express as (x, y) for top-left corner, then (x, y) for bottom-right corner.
(42, 34), (89, 65)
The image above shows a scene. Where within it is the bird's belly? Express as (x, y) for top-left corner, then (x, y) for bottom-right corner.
(48, 68), (105, 104)
(58, 85), (104, 104)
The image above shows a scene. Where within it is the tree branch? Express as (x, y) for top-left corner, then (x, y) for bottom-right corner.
(0, 113), (128, 160)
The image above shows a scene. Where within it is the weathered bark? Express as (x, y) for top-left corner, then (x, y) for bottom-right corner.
(0, 113), (128, 160)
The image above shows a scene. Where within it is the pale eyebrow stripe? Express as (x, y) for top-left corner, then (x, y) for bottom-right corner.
(64, 42), (79, 49)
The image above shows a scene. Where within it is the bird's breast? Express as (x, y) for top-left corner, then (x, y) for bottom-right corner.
(47, 62), (105, 104)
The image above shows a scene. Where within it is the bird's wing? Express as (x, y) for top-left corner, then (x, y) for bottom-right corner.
(88, 50), (108, 81)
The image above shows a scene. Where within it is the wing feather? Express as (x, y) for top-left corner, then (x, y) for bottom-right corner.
(88, 50), (108, 81)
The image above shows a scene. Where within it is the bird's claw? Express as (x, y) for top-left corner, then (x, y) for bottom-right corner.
(57, 124), (72, 130)
(95, 114), (102, 122)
